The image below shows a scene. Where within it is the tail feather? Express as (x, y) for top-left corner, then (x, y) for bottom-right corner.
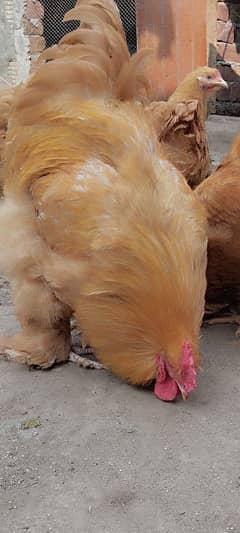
(66, 0), (124, 34)
(39, 17), (129, 82)
(63, 4), (124, 36)
(11, 60), (111, 126)
(58, 27), (109, 51)
(38, 43), (112, 78)
(114, 49), (153, 101)
(102, 24), (129, 78)
(75, 0), (121, 20)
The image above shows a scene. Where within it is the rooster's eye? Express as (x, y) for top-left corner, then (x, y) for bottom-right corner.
(207, 75), (211, 80)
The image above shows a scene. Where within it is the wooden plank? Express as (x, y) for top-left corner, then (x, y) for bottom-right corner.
(136, 0), (208, 100)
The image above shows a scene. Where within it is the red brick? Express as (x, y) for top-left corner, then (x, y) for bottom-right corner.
(25, 0), (44, 20)
(23, 16), (43, 36)
(217, 20), (234, 43)
(29, 35), (45, 53)
(217, 2), (229, 22)
(217, 42), (240, 63)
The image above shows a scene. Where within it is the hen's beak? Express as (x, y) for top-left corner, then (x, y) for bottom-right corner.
(197, 75), (228, 90)
(177, 383), (189, 401)
(213, 76), (228, 89)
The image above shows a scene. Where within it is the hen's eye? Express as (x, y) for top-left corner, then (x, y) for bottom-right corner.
(207, 75), (212, 80)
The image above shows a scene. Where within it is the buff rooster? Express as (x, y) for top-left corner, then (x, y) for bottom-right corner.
(0, 44), (208, 402)
(147, 67), (227, 188)
(196, 134), (240, 336)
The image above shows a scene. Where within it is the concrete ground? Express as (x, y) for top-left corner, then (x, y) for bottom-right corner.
(0, 116), (240, 533)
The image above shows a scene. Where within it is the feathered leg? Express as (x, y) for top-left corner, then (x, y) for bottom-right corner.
(0, 277), (71, 368)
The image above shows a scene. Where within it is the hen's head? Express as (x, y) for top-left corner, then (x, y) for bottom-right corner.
(170, 66), (228, 106)
(155, 342), (199, 402)
(196, 66), (228, 92)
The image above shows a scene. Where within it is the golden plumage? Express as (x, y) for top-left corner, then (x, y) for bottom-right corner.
(0, 0), (208, 400)
(0, 78), (207, 397)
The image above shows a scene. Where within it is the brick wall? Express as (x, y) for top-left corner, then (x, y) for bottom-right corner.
(24, 0), (45, 73)
(216, 1), (240, 115)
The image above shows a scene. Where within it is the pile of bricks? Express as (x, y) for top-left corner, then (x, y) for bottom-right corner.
(216, 1), (240, 115)
(23, 0), (45, 72)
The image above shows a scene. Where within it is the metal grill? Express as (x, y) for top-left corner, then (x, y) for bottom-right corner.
(39, 0), (137, 53)
(115, 0), (137, 54)
(40, 0), (79, 48)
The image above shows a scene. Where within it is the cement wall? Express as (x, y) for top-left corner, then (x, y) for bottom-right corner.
(0, 0), (30, 87)
(0, 2), (15, 87)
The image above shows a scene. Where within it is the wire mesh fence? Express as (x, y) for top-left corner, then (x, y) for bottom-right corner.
(115, 0), (137, 54)
(39, 0), (137, 53)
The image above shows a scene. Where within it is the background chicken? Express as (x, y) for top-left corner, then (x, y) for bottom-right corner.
(146, 67), (227, 188)
(0, 26), (207, 402)
(195, 134), (240, 336)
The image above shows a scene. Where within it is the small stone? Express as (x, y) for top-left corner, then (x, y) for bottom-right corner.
(21, 417), (41, 430)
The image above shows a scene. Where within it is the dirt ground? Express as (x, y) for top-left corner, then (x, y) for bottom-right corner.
(0, 116), (240, 533)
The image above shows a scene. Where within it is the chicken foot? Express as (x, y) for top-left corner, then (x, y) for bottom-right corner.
(70, 317), (104, 369)
(0, 307), (104, 370)
(69, 351), (104, 369)
(0, 345), (104, 370)
(203, 314), (240, 337)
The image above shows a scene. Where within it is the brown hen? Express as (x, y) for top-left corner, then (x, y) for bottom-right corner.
(196, 134), (240, 336)
(147, 67), (227, 188)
